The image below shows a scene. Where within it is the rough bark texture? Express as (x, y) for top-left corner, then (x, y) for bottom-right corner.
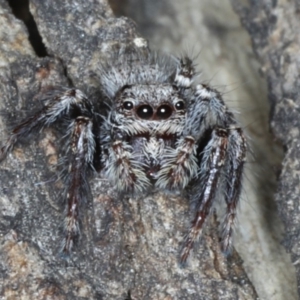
(114, 0), (298, 299)
(0, 1), (257, 299)
(0, 0), (296, 299)
(232, 0), (300, 296)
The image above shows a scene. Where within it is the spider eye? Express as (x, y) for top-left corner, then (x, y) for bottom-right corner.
(136, 105), (153, 119)
(123, 101), (134, 110)
(175, 101), (185, 110)
(157, 105), (173, 120)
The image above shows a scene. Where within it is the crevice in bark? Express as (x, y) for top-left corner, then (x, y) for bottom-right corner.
(6, 0), (47, 57)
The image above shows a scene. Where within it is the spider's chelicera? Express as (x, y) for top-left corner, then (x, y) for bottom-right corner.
(0, 52), (246, 262)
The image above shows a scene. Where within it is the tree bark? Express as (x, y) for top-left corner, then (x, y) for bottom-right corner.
(232, 0), (300, 296)
(0, 0), (291, 299)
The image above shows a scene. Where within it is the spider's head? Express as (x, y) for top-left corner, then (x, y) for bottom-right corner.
(113, 84), (187, 135)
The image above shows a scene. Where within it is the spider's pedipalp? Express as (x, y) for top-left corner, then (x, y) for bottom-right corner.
(156, 136), (198, 191)
(104, 139), (150, 193)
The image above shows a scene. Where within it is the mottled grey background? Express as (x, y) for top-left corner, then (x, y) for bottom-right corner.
(0, 0), (298, 299)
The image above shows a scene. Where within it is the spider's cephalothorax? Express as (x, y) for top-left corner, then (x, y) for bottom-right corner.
(0, 51), (246, 262)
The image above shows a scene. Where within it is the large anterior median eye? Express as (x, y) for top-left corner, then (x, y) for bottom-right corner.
(123, 101), (134, 110)
(157, 105), (173, 120)
(175, 100), (185, 110)
(136, 105), (153, 119)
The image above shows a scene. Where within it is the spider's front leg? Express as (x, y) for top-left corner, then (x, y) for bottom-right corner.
(220, 127), (246, 253)
(180, 84), (246, 262)
(0, 88), (98, 254)
(62, 116), (95, 253)
(0, 88), (94, 161)
(180, 128), (229, 262)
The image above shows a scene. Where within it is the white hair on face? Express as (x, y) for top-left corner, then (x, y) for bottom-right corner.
(99, 51), (178, 99)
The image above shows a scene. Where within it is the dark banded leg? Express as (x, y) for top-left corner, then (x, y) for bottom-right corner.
(174, 56), (196, 88)
(0, 88), (93, 161)
(62, 116), (95, 254)
(220, 128), (246, 253)
(180, 128), (228, 263)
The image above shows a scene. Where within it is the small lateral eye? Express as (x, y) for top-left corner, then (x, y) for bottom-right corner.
(123, 101), (134, 110)
(175, 101), (185, 110)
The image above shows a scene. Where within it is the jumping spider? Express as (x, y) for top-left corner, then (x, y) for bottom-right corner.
(0, 51), (246, 262)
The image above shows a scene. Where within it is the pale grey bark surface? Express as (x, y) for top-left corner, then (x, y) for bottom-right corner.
(0, 0), (300, 300)
(0, 1), (257, 299)
(113, 0), (298, 299)
(232, 0), (300, 296)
